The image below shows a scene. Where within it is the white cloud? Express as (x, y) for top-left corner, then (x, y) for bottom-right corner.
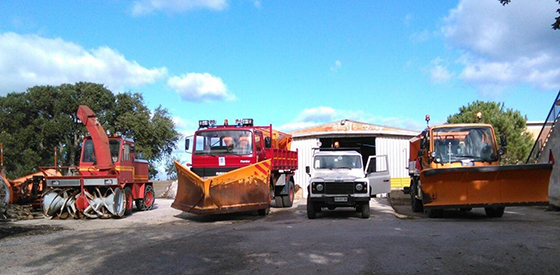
(404, 14), (413, 27)
(298, 106), (337, 122)
(253, 1), (262, 9)
(131, 0), (228, 16)
(0, 32), (167, 94)
(167, 72), (235, 102)
(427, 57), (454, 84)
(278, 106), (424, 132)
(330, 60), (342, 72)
(409, 30), (430, 44)
(173, 116), (191, 132)
(442, 0), (560, 92)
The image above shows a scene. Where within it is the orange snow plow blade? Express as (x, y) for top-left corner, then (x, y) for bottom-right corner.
(172, 160), (272, 215)
(420, 163), (552, 209)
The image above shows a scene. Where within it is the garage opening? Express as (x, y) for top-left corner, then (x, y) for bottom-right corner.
(319, 137), (376, 168)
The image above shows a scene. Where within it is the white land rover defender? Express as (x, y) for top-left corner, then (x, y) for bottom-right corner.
(305, 149), (390, 219)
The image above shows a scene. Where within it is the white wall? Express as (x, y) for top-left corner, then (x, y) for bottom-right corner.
(291, 138), (318, 198)
(375, 136), (410, 178)
(292, 135), (411, 198)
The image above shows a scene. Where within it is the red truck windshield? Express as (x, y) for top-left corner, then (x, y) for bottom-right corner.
(194, 130), (253, 155)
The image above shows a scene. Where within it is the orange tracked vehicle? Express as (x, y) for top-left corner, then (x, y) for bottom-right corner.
(405, 115), (552, 218)
(173, 119), (298, 215)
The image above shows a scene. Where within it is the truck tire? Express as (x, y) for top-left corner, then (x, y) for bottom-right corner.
(427, 209), (444, 218)
(124, 187), (133, 216)
(274, 196), (284, 208)
(281, 180), (295, 208)
(307, 198), (316, 219)
(410, 179), (424, 213)
(361, 202), (370, 219)
(485, 206), (505, 218)
(135, 184), (155, 211)
(257, 206), (270, 216)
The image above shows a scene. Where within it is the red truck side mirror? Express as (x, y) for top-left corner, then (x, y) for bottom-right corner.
(185, 138), (190, 151)
(264, 137), (271, 148)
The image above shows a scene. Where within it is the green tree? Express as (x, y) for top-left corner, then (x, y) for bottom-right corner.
(446, 101), (533, 164)
(0, 82), (180, 179)
(164, 156), (181, 180)
(500, 0), (560, 29)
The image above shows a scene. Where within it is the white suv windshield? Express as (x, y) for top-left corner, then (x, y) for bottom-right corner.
(314, 155), (362, 169)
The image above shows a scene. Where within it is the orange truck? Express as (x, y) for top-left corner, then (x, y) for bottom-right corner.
(405, 120), (552, 218)
(173, 119), (298, 215)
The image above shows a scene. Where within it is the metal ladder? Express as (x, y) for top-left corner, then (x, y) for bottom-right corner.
(527, 90), (560, 163)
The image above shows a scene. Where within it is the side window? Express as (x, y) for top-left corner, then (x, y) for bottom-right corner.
(367, 156), (388, 173)
(122, 144), (130, 161)
(255, 132), (262, 152)
(109, 140), (121, 163)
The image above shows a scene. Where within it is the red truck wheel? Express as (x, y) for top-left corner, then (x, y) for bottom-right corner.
(281, 180), (295, 208)
(136, 184), (155, 211)
(124, 187), (133, 216)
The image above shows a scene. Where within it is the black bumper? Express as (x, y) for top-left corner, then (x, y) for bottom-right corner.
(309, 196), (370, 207)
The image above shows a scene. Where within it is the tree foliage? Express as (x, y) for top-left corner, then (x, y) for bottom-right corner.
(446, 101), (534, 164)
(0, 82), (180, 179)
(500, 0), (560, 30)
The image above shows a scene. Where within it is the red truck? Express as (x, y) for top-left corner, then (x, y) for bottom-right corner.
(173, 119), (298, 215)
(40, 105), (155, 218)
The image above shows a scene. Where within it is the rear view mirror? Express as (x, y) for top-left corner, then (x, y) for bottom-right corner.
(305, 166), (310, 175)
(420, 130), (428, 149)
(265, 137), (271, 148)
(500, 134), (507, 147)
(185, 138), (190, 151)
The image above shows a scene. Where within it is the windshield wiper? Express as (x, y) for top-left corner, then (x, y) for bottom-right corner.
(455, 155), (480, 159)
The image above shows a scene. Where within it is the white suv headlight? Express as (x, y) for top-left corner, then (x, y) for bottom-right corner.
(355, 183), (363, 191)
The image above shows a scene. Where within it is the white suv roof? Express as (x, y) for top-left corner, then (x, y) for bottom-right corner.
(314, 150), (362, 157)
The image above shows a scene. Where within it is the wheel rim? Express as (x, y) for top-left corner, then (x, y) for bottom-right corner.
(288, 183), (294, 203)
(126, 191), (133, 211)
(145, 187), (154, 207)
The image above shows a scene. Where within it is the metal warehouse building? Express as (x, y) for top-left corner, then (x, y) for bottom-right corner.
(289, 119), (418, 198)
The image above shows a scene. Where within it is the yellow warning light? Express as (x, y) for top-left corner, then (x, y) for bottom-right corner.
(476, 111), (482, 120)
(334, 141), (340, 148)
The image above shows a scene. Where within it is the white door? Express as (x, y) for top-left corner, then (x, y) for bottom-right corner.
(365, 155), (391, 196)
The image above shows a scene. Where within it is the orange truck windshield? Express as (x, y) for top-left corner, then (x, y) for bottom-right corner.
(432, 126), (497, 163)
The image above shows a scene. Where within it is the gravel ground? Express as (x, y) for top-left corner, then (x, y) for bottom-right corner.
(2, 191), (560, 274)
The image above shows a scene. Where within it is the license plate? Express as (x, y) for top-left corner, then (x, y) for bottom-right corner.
(334, 197), (348, 202)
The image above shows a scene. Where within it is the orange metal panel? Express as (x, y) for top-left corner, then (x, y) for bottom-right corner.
(420, 164), (552, 208)
(172, 159), (272, 215)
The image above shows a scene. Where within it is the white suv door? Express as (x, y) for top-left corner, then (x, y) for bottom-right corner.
(365, 155), (391, 196)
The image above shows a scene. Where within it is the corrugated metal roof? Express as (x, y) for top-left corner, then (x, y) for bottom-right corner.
(290, 119), (418, 138)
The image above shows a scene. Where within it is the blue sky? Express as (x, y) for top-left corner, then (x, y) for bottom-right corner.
(1, 1), (559, 140)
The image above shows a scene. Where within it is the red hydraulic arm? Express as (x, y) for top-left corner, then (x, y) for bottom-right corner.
(76, 105), (114, 170)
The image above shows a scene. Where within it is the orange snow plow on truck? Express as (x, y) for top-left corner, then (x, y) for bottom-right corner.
(173, 119), (298, 215)
(405, 117), (552, 218)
